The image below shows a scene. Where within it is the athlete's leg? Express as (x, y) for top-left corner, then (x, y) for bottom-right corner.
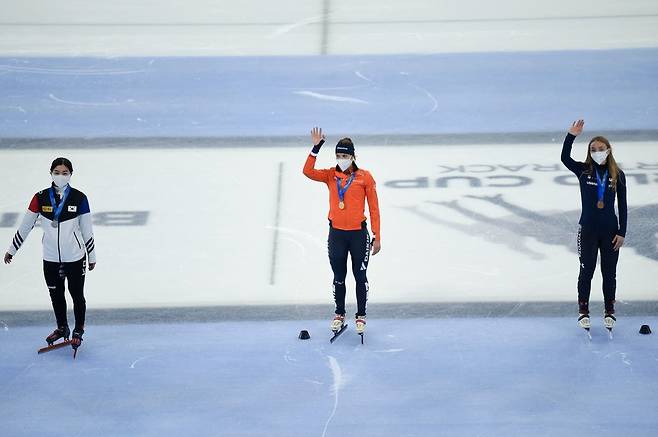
(65, 257), (87, 329)
(600, 229), (620, 314)
(43, 260), (68, 327)
(349, 225), (371, 317)
(577, 226), (598, 314)
(328, 226), (349, 315)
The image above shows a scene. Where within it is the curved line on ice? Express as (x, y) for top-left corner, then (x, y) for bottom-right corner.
(321, 355), (343, 437)
(294, 90), (369, 104)
(409, 83), (439, 115)
(49, 93), (135, 107)
(129, 356), (150, 369)
(355, 71), (373, 83)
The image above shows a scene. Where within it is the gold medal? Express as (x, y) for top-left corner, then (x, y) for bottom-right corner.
(597, 200), (604, 209)
(336, 174), (354, 212)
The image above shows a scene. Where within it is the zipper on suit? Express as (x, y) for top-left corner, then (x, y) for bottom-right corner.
(55, 195), (62, 263)
(73, 232), (82, 249)
(57, 219), (61, 263)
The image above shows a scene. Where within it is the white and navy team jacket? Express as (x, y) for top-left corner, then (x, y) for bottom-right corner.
(8, 184), (97, 264)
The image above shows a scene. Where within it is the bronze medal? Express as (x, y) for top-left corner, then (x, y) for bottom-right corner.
(338, 201), (345, 210)
(597, 200), (604, 209)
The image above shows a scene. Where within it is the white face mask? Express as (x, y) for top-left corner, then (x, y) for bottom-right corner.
(52, 174), (71, 188)
(591, 150), (609, 165)
(337, 158), (353, 171)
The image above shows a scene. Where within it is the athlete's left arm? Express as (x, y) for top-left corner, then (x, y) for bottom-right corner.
(613, 172), (627, 251)
(4, 194), (40, 264)
(78, 195), (97, 269)
(365, 172), (381, 255)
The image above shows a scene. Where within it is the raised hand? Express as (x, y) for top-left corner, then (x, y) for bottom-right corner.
(311, 127), (325, 146)
(4, 252), (12, 264)
(569, 119), (584, 136)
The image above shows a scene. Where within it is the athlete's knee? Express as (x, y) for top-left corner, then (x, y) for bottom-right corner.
(601, 273), (617, 285)
(578, 263), (596, 279)
(332, 276), (347, 286)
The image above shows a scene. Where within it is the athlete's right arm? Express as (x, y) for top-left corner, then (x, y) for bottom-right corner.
(4, 195), (40, 264)
(561, 119), (585, 175)
(303, 127), (330, 182)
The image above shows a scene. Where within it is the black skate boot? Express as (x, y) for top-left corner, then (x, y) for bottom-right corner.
(71, 326), (85, 360)
(46, 325), (70, 345)
(71, 327), (84, 352)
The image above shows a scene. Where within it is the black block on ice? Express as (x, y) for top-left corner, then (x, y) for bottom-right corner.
(298, 330), (311, 340)
(639, 325), (652, 335)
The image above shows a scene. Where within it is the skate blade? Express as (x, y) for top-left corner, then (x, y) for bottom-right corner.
(330, 324), (348, 343)
(38, 340), (71, 354)
(582, 328), (592, 340)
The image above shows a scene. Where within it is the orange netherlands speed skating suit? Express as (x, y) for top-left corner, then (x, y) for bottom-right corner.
(303, 147), (380, 317)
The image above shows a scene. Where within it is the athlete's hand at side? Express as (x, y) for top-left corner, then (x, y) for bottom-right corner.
(89, 262), (96, 271)
(371, 239), (381, 256)
(569, 119), (584, 136)
(3, 252), (12, 264)
(612, 235), (624, 251)
(311, 127), (325, 147)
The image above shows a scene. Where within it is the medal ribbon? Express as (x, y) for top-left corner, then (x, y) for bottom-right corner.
(595, 168), (608, 203)
(336, 173), (356, 205)
(49, 185), (70, 223)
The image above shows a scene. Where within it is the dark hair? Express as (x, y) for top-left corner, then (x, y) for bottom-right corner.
(335, 137), (355, 156)
(337, 138), (354, 148)
(50, 157), (73, 173)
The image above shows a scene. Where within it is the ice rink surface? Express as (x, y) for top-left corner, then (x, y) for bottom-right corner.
(2, 317), (658, 437)
(1, 1), (658, 435)
(1, 48), (658, 138)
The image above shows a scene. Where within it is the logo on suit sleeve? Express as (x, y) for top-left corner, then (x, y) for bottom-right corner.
(42, 206), (53, 213)
(68, 206), (77, 212)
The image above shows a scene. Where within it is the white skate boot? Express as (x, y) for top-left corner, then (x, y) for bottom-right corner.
(355, 316), (366, 335)
(578, 314), (591, 330)
(331, 314), (346, 332)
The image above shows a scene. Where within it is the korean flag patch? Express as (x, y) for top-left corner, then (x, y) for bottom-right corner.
(68, 206), (77, 212)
